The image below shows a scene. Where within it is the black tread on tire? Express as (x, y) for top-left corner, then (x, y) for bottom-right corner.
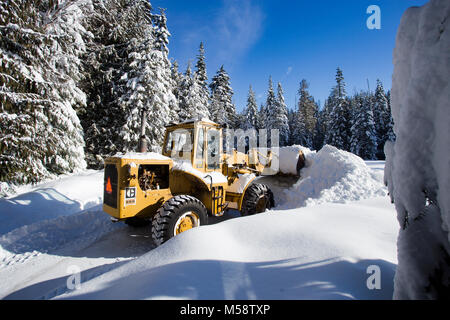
(241, 183), (275, 216)
(151, 195), (208, 246)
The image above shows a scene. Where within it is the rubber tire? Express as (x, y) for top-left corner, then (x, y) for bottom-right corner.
(152, 195), (208, 246)
(241, 183), (275, 216)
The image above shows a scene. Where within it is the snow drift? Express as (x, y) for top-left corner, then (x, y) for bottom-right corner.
(385, 0), (450, 299)
(279, 145), (386, 209)
(57, 197), (398, 300)
(0, 170), (103, 235)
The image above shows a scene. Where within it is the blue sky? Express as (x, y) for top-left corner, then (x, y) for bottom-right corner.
(151, 0), (429, 112)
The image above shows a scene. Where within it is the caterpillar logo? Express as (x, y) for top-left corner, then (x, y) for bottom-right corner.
(124, 187), (137, 206)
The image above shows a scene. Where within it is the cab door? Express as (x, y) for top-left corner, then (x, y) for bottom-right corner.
(205, 127), (225, 216)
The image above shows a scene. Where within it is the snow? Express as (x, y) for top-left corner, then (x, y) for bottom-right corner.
(258, 145), (314, 176)
(0, 170), (103, 235)
(227, 173), (255, 193)
(112, 151), (171, 161)
(384, 0), (450, 299)
(172, 160), (228, 184)
(280, 145), (386, 209)
(57, 197), (397, 300)
(0, 148), (399, 300)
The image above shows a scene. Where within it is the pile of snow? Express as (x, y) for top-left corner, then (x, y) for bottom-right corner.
(280, 145), (386, 209)
(385, 0), (450, 299)
(0, 170), (104, 235)
(56, 197), (398, 300)
(0, 210), (119, 257)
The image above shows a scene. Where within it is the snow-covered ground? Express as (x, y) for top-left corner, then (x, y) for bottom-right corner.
(0, 147), (399, 300)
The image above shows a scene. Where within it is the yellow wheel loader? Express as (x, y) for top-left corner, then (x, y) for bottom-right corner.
(102, 119), (305, 246)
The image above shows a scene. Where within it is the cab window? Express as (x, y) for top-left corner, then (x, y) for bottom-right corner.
(163, 128), (193, 161)
(207, 129), (220, 169)
(195, 127), (205, 168)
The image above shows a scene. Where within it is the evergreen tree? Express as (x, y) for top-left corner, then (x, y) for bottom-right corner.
(170, 60), (183, 108)
(384, 90), (395, 142)
(79, 0), (155, 166)
(372, 79), (390, 159)
(242, 85), (258, 130)
(118, 6), (177, 152)
(264, 77), (278, 145)
(350, 93), (377, 159)
(312, 107), (326, 151)
(292, 79), (317, 148)
(209, 65), (236, 127)
(256, 103), (267, 130)
(194, 42), (208, 90)
(0, 0), (89, 183)
(193, 42), (210, 119)
(272, 82), (290, 146)
(325, 67), (351, 150)
(178, 62), (209, 122)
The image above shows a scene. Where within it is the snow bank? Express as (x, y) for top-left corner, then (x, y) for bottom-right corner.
(281, 145), (386, 209)
(385, 0), (450, 299)
(56, 197), (398, 300)
(0, 170), (104, 235)
(0, 209), (119, 258)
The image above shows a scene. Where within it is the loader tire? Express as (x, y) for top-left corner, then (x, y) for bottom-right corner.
(241, 183), (274, 216)
(151, 195), (208, 246)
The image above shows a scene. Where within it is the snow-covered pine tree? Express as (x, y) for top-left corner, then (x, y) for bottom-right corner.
(170, 60), (183, 109)
(287, 108), (296, 145)
(264, 77), (277, 145)
(194, 42), (208, 90)
(242, 85), (258, 130)
(209, 65), (236, 128)
(372, 79), (390, 159)
(350, 93), (377, 160)
(312, 107), (326, 151)
(292, 79), (317, 148)
(178, 62), (209, 122)
(0, 0), (89, 184)
(193, 42), (210, 120)
(79, 0), (153, 167)
(118, 7), (177, 152)
(384, 90), (395, 143)
(256, 103), (267, 130)
(267, 82), (289, 146)
(325, 67), (351, 151)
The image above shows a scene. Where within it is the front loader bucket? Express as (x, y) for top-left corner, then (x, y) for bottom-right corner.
(257, 146), (306, 177)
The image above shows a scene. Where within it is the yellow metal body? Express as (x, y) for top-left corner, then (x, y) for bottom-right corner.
(103, 157), (173, 220)
(103, 119), (304, 221)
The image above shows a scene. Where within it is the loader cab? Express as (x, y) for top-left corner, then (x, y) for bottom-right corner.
(163, 119), (223, 173)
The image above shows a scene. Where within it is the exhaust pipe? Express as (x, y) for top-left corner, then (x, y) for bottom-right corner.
(139, 106), (148, 153)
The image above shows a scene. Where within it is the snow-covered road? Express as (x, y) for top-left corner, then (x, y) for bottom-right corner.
(0, 148), (399, 300)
